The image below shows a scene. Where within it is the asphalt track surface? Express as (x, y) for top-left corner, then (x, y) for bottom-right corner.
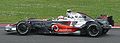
(0, 29), (120, 43)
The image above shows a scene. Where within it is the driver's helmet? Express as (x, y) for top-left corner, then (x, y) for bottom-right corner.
(67, 9), (72, 13)
(58, 16), (64, 19)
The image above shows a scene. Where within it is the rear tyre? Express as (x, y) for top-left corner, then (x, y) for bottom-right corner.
(86, 22), (102, 37)
(16, 21), (31, 35)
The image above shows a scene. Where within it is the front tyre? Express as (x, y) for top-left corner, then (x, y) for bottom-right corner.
(16, 22), (31, 35)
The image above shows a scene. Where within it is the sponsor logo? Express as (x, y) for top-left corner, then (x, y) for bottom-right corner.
(59, 29), (72, 32)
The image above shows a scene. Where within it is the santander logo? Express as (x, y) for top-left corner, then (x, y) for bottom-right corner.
(58, 29), (72, 32)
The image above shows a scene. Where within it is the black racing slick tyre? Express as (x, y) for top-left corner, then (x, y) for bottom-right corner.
(16, 21), (31, 35)
(86, 22), (103, 37)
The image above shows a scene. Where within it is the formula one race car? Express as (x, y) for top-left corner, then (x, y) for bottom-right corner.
(5, 12), (114, 37)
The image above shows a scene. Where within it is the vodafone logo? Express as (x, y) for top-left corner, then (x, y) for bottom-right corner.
(51, 25), (59, 31)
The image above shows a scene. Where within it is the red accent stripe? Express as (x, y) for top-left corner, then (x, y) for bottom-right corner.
(0, 24), (15, 27)
(112, 26), (120, 28)
(0, 24), (9, 27)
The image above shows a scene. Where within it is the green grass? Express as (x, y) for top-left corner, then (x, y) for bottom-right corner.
(0, 0), (120, 24)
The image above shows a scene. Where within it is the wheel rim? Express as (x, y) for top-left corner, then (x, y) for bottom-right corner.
(17, 23), (29, 34)
(88, 25), (99, 36)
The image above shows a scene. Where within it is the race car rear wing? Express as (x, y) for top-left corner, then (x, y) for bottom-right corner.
(107, 16), (114, 26)
(96, 15), (114, 26)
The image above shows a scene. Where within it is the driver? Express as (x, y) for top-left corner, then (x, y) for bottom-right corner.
(66, 9), (74, 18)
